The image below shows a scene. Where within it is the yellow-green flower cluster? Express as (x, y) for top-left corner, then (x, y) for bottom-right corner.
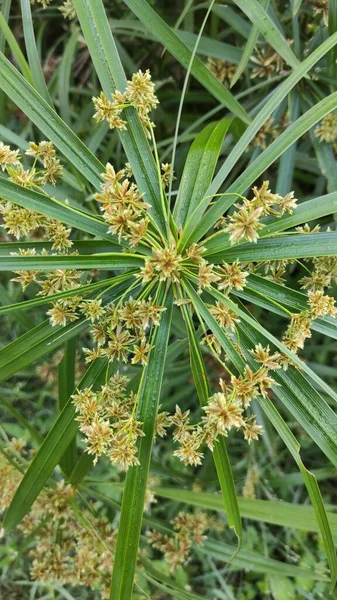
(147, 510), (213, 571)
(219, 181), (297, 245)
(72, 372), (145, 469)
(164, 360), (274, 468)
(251, 44), (286, 79)
(315, 113), (337, 144)
(93, 69), (158, 134)
(70, 296), (166, 469)
(95, 163), (150, 245)
(207, 58), (236, 82)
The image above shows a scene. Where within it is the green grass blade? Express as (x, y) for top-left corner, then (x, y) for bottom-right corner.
(0, 0), (11, 124)
(0, 240), (122, 257)
(210, 30), (337, 193)
(0, 53), (104, 188)
(58, 338), (78, 475)
(292, 0), (303, 14)
(328, 0), (337, 81)
(177, 30), (243, 63)
(57, 29), (78, 124)
(181, 304), (242, 543)
(230, 0), (269, 88)
(0, 319), (87, 382)
(0, 252), (143, 271)
(0, 284), (31, 331)
(0, 395), (43, 445)
(182, 278), (245, 372)
(154, 487), (337, 535)
(236, 321), (337, 588)
(142, 564), (205, 600)
(276, 92), (300, 195)
(202, 539), (328, 580)
(232, 0), (299, 69)
(20, 0), (52, 105)
(3, 359), (107, 530)
(310, 129), (337, 193)
(122, 0), (250, 124)
(110, 289), (173, 600)
(0, 11), (33, 83)
(73, 0), (166, 233)
(0, 275), (128, 316)
(173, 118), (231, 228)
(257, 395), (337, 589)
(260, 191), (337, 236)
(207, 233), (337, 263)
(212, 4), (251, 38)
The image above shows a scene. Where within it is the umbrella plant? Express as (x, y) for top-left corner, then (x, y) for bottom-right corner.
(1, 0), (337, 598)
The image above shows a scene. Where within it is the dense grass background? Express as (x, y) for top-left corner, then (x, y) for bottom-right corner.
(1, 1), (337, 599)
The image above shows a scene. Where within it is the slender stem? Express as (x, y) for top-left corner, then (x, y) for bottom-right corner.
(168, 0), (216, 203)
(149, 123), (169, 237)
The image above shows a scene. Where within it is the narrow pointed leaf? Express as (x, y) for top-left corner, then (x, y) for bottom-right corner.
(0, 176), (118, 240)
(184, 91), (337, 246)
(0, 319), (87, 382)
(0, 276), (124, 316)
(173, 118), (232, 228)
(257, 395), (337, 589)
(0, 253), (143, 271)
(20, 0), (52, 105)
(0, 10), (33, 83)
(0, 278), (132, 381)
(179, 31), (337, 247)
(202, 539), (328, 580)
(181, 304), (242, 543)
(154, 487), (337, 534)
(110, 290), (173, 600)
(234, 274), (337, 339)
(203, 192), (337, 255)
(207, 233), (337, 263)
(58, 338), (78, 475)
(236, 323), (337, 589)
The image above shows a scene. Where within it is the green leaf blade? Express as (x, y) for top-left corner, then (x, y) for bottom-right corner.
(110, 289), (173, 600)
(174, 118), (231, 229)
